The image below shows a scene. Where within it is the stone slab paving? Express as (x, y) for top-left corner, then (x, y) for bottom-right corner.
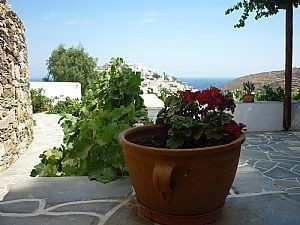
(0, 113), (64, 201)
(2, 177), (132, 203)
(214, 193), (300, 225)
(231, 165), (283, 194)
(0, 114), (300, 224)
(1, 181), (298, 225)
(0, 113), (63, 200)
(241, 131), (300, 196)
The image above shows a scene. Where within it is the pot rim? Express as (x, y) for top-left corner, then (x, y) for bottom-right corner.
(119, 125), (245, 155)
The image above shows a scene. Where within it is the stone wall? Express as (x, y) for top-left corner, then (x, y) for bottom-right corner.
(0, 0), (33, 172)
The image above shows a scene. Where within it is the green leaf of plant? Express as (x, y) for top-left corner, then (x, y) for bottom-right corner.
(30, 163), (45, 177)
(88, 167), (118, 183)
(31, 56), (149, 183)
(44, 148), (63, 160)
(193, 128), (203, 140)
(166, 136), (185, 148)
(74, 143), (93, 160)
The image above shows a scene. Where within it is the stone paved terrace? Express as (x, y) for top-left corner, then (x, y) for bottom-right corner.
(0, 114), (300, 225)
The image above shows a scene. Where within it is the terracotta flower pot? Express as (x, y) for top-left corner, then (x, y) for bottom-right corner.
(119, 125), (245, 225)
(242, 94), (254, 103)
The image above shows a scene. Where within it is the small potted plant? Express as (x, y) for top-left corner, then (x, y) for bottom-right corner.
(119, 87), (246, 225)
(242, 81), (255, 103)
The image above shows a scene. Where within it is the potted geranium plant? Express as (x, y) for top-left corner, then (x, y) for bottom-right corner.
(242, 81), (255, 103)
(119, 87), (246, 225)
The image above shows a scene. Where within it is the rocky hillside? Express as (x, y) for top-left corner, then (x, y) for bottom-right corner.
(222, 68), (300, 92)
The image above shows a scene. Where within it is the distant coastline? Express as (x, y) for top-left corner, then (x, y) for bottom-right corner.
(222, 68), (300, 91)
(31, 77), (233, 90)
(178, 77), (233, 90)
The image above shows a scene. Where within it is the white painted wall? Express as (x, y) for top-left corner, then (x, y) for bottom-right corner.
(233, 102), (283, 132)
(30, 82), (81, 101)
(28, 83), (300, 131)
(145, 100), (300, 132)
(234, 101), (300, 131)
(291, 101), (300, 130)
(141, 94), (164, 121)
(141, 94), (164, 108)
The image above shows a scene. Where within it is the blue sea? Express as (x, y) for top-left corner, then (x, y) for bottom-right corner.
(178, 77), (233, 90)
(31, 77), (233, 90)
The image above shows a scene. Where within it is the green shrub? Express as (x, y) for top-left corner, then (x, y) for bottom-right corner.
(147, 87), (154, 94)
(31, 57), (148, 183)
(224, 89), (242, 102)
(158, 87), (172, 101)
(30, 88), (52, 113)
(292, 91), (300, 101)
(243, 81), (255, 94)
(152, 73), (161, 79)
(255, 85), (284, 101)
(48, 97), (81, 116)
(30, 147), (63, 177)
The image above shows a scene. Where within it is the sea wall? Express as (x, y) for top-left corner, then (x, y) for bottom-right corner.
(0, 1), (33, 172)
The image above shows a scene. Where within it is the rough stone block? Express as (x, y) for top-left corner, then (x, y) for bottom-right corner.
(4, 139), (14, 151)
(0, 83), (3, 96)
(14, 64), (20, 80)
(0, 142), (5, 158)
(0, 117), (9, 129)
(0, 2), (33, 172)
(17, 122), (25, 131)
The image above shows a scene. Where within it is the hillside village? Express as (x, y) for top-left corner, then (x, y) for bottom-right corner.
(127, 63), (193, 94)
(99, 62), (193, 96)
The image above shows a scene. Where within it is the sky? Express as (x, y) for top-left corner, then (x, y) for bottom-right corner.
(8, 0), (300, 80)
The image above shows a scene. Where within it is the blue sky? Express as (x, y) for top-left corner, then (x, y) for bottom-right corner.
(9, 0), (300, 80)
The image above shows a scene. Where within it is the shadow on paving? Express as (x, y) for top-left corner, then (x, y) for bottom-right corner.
(0, 177), (132, 225)
(0, 168), (300, 225)
(1, 121), (300, 224)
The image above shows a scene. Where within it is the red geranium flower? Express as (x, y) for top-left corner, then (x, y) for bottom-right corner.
(222, 121), (246, 137)
(156, 87), (246, 148)
(210, 87), (221, 96)
(195, 87), (223, 110)
(218, 95), (236, 113)
(182, 90), (195, 103)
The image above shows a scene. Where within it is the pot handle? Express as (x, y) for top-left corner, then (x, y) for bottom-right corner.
(152, 161), (175, 206)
